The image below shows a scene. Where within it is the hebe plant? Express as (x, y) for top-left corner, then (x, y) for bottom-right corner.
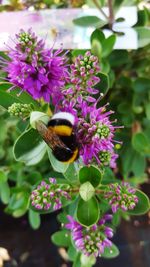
(0, 29), (149, 267)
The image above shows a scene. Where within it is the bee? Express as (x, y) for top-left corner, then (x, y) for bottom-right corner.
(35, 112), (79, 163)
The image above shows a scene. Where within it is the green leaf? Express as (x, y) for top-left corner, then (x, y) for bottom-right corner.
(79, 182), (95, 201)
(0, 82), (39, 109)
(90, 29), (105, 44)
(30, 111), (49, 129)
(13, 209), (27, 218)
(80, 254), (96, 267)
(76, 197), (99, 227)
(131, 153), (146, 176)
(0, 118), (8, 142)
(135, 9), (149, 27)
(91, 39), (102, 60)
(101, 35), (116, 58)
(95, 72), (109, 95)
(68, 245), (78, 261)
(51, 230), (71, 247)
(72, 50), (87, 58)
(57, 212), (69, 224)
(112, 211), (121, 227)
(47, 147), (69, 173)
(73, 16), (107, 28)
(0, 170), (8, 183)
(132, 132), (150, 155)
(26, 171), (42, 185)
(134, 27), (150, 48)
(0, 181), (10, 204)
(73, 253), (81, 267)
(102, 167), (116, 185)
(145, 103), (150, 120)
(133, 77), (150, 93)
(79, 166), (102, 187)
(28, 209), (41, 230)
(109, 50), (129, 67)
(64, 163), (78, 184)
(113, 0), (125, 13)
(13, 128), (47, 165)
(102, 243), (120, 258)
(127, 189), (150, 215)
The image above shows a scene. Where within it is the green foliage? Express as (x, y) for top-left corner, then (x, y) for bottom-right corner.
(80, 254), (96, 267)
(79, 181), (95, 201)
(0, 4), (150, 266)
(0, 82), (39, 109)
(102, 243), (120, 258)
(127, 189), (150, 215)
(95, 72), (109, 95)
(79, 166), (102, 187)
(76, 197), (99, 226)
(134, 27), (150, 48)
(13, 128), (47, 165)
(51, 230), (71, 247)
(28, 209), (41, 229)
(73, 16), (107, 28)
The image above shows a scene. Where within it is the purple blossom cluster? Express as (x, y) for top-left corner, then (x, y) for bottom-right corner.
(105, 182), (138, 213)
(2, 29), (120, 168)
(65, 214), (113, 257)
(77, 102), (119, 167)
(61, 51), (100, 110)
(2, 28), (68, 103)
(31, 178), (71, 211)
(59, 51), (120, 167)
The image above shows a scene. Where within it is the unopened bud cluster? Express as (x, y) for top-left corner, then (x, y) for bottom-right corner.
(97, 124), (110, 139)
(31, 178), (71, 211)
(105, 182), (138, 213)
(62, 51), (100, 106)
(71, 51), (100, 82)
(8, 103), (33, 119)
(99, 151), (111, 166)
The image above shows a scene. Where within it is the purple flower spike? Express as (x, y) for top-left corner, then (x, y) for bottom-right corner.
(2, 28), (68, 103)
(65, 214), (113, 258)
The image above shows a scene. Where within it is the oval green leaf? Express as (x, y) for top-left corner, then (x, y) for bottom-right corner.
(94, 72), (109, 96)
(76, 197), (99, 227)
(79, 166), (102, 187)
(102, 243), (120, 258)
(127, 189), (150, 215)
(51, 230), (71, 247)
(28, 209), (41, 230)
(132, 132), (150, 155)
(79, 182), (95, 201)
(0, 181), (10, 204)
(13, 128), (47, 166)
(73, 16), (107, 28)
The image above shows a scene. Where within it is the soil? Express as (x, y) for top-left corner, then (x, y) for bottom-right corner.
(0, 207), (150, 267)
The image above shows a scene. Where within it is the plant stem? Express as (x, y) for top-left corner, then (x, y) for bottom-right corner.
(66, 188), (104, 194)
(95, 189), (104, 194)
(108, 0), (114, 29)
(92, 0), (108, 20)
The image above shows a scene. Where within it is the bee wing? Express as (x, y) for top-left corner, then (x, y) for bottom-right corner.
(35, 120), (69, 151)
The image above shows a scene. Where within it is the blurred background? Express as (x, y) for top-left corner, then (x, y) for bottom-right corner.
(0, 0), (150, 266)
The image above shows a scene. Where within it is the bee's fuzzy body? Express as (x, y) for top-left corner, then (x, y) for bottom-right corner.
(36, 112), (79, 163)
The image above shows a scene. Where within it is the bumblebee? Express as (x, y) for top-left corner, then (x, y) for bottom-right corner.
(36, 112), (79, 163)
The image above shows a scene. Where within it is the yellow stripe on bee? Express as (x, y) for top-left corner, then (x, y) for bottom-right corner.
(52, 125), (73, 136)
(63, 148), (79, 163)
